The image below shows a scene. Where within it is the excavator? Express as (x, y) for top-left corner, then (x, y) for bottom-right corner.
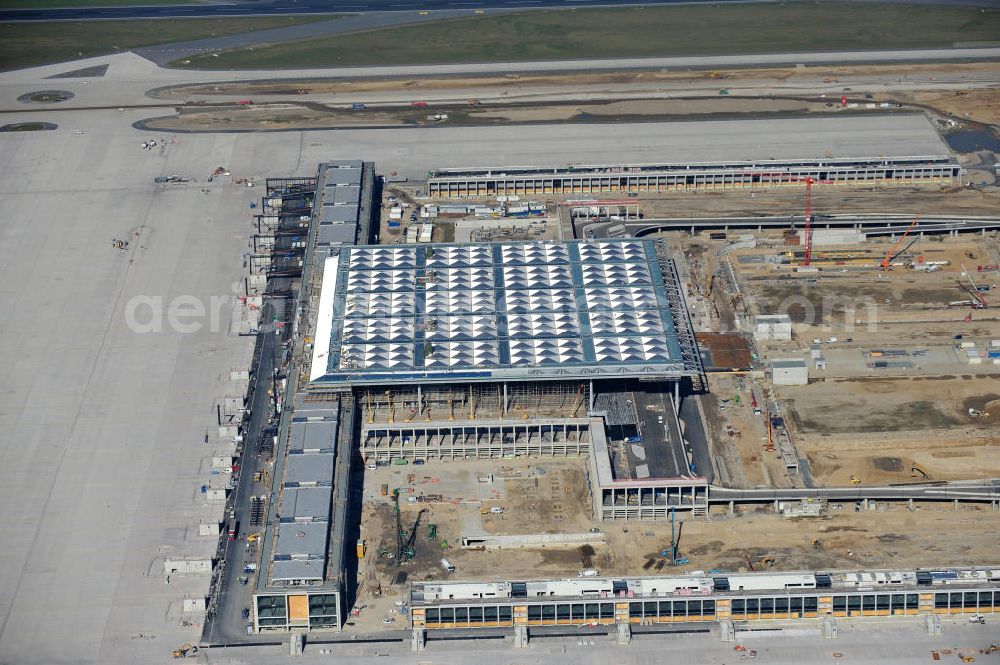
(910, 464), (932, 480)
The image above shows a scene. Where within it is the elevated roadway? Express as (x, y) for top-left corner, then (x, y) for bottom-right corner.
(584, 215), (1000, 239)
(710, 479), (1000, 504)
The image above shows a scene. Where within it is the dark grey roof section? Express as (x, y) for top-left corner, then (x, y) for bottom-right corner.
(325, 168), (362, 185)
(332, 185), (361, 206)
(772, 359), (808, 368)
(285, 452), (334, 485)
(320, 205), (358, 225)
(288, 420), (337, 453)
(326, 159), (363, 170)
(270, 559), (325, 582)
(292, 394), (341, 418)
(275, 520), (329, 558)
(258, 396), (352, 591)
(317, 223), (358, 246)
(282, 487), (332, 521)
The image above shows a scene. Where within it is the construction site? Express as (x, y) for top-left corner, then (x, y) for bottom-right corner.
(200, 113), (1000, 649)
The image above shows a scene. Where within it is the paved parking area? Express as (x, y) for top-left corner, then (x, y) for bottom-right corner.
(0, 114), (259, 664)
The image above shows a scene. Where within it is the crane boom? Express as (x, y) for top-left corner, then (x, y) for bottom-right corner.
(803, 179), (814, 267)
(961, 263), (988, 308)
(880, 215), (919, 270)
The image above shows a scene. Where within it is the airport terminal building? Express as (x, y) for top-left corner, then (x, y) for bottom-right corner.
(252, 162), (712, 633)
(307, 237), (711, 520)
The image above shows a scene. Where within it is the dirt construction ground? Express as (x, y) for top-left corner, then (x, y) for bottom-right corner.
(352, 459), (1000, 594)
(720, 235), (1000, 488)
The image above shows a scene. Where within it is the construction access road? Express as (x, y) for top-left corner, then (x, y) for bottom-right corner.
(710, 479), (1000, 504)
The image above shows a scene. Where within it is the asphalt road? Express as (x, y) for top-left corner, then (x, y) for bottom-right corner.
(7, 0), (1000, 21)
(204, 302), (281, 645)
(0, 0), (916, 22)
(678, 393), (712, 483)
(631, 385), (690, 479)
(0, 0), (787, 21)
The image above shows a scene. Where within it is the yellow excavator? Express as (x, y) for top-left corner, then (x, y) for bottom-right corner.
(848, 475), (861, 485)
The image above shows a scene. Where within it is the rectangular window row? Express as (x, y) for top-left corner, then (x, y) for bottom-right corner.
(934, 592), (998, 609)
(526, 603), (614, 621)
(832, 594), (919, 612)
(418, 589), (1000, 628)
(731, 597), (818, 615)
(627, 599), (717, 618)
(424, 606), (514, 625)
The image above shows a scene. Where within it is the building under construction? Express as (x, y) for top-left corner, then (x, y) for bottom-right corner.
(426, 155), (960, 198)
(306, 236), (710, 522)
(250, 161), (720, 637)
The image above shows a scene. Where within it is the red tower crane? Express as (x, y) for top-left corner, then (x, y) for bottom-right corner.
(748, 172), (832, 267)
(792, 176), (834, 268)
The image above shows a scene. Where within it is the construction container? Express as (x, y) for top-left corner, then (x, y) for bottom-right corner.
(380, 483), (389, 496)
(387, 220), (400, 229)
(356, 539), (366, 559)
(439, 205), (470, 218)
(960, 341), (976, 349)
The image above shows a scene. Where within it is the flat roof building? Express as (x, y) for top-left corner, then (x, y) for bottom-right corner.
(755, 314), (793, 342)
(772, 358), (809, 386)
(309, 238), (702, 387)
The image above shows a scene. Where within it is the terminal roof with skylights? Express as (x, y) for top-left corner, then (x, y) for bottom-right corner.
(309, 239), (700, 386)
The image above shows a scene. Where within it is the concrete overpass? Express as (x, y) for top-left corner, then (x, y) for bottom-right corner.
(709, 479), (1000, 505)
(584, 215), (1000, 239)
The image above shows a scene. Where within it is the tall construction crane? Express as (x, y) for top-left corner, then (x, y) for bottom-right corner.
(880, 215), (920, 271)
(748, 172), (832, 267)
(792, 175), (834, 268)
(392, 488), (425, 565)
(960, 263), (989, 309)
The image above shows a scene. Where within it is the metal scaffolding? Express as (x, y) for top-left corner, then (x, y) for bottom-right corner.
(362, 418), (592, 460)
(361, 382), (589, 424)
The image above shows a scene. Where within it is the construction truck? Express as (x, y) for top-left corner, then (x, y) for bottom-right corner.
(172, 644), (198, 658)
